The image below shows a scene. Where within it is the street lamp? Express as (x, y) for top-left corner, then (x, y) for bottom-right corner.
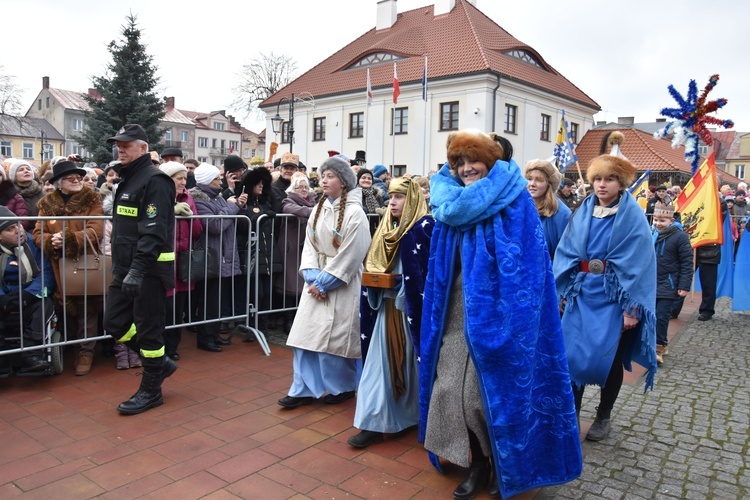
(271, 93), (296, 153)
(39, 129), (48, 164)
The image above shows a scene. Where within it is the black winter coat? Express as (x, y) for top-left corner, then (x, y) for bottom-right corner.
(654, 226), (693, 298)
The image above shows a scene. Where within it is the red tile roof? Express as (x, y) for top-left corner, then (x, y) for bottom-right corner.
(261, 0), (598, 110)
(576, 128), (742, 183)
(163, 106), (194, 125)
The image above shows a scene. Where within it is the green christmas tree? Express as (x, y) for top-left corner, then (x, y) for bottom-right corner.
(77, 14), (165, 163)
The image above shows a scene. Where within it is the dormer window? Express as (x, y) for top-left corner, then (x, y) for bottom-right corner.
(504, 49), (543, 69)
(349, 52), (404, 69)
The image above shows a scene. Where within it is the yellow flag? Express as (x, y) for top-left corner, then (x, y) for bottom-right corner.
(675, 153), (723, 248)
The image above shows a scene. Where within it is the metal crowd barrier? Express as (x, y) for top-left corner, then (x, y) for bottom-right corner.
(0, 213), (269, 375)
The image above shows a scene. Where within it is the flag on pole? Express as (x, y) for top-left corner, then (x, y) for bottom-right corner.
(675, 152), (723, 248)
(552, 110), (578, 172)
(421, 56), (428, 102)
(393, 62), (400, 104)
(366, 68), (373, 106)
(628, 169), (651, 211)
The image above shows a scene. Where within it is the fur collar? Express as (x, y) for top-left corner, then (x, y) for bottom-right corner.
(37, 187), (101, 216)
(188, 187), (211, 203)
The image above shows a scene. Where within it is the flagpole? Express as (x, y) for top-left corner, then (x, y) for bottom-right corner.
(392, 104), (396, 174)
(422, 54), (428, 175)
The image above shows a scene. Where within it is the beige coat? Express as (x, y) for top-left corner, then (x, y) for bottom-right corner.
(286, 189), (371, 358)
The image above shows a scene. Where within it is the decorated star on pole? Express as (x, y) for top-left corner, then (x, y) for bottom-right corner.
(654, 74), (734, 172)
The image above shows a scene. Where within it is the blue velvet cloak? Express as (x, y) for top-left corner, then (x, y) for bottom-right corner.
(732, 225), (750, 311)
(419, 161), (582, 499)
(553, 191), (658, 391)
(541, 202), (571, 259)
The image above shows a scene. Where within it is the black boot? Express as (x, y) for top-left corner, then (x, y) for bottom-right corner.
(453, 457), (491, 500)
(117, 365), (164, 415)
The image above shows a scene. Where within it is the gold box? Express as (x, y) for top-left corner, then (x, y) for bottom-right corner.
(362, 272), (401, 288)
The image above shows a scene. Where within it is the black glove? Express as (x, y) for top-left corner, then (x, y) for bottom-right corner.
(121, 270), (145, 300)
(263, 210), (276, 219)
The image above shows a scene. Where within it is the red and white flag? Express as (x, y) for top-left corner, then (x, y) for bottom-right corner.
(366, 68), (373, 106)
(393, 62), (400, 104)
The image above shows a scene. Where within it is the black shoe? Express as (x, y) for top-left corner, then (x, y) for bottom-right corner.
(453, 458), (491, 500)
(278, 395), (314, 408)
(323, 391), (355, 404)
(219, 321), (230, 333)
(487, 469), (500, 498)
(214, 336), (231, 346)
(159, 355), (178, 384)
(197, 342), (222, 352)
(117, 367), (164, 415)
(168, 352), (180, 361)
(22, 355), (51, 372)
(347, 430), (384, 448)
(586, 417), (612, 441)
(698, 314), (712, 321)
(670, 312), (679, 319)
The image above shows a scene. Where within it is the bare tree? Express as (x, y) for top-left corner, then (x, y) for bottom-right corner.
(0, 67), (23, 116)
(233, 52), (297, 118)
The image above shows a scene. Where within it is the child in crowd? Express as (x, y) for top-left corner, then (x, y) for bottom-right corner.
(652, 202), (693, 364)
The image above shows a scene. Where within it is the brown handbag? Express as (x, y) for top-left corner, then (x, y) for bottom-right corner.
(62, 230), (112, 296)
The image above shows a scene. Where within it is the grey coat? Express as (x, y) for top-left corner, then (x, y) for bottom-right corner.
(189, 185), (243, 278)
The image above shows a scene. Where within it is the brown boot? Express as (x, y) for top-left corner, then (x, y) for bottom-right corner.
(75, 352), (94, 376)
(655, 345), (664, 365)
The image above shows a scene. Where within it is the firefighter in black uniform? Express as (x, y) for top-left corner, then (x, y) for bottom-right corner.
(102, 124), (177, 415)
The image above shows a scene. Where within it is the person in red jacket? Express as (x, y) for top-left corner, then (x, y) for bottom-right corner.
(160, 162), (202, 360)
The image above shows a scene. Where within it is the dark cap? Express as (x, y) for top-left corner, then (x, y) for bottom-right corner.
(563, 178), (576, 187)
(223, 155), (245, 173)
(107, 124), (149, 144)
(0, 206), (18, 233)
(655, 185), (667, 191)
(735, 190), (746, 197)
(161, 147), (183, 158)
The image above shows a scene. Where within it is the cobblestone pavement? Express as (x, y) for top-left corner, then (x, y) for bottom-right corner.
(541, 298), (749, 499)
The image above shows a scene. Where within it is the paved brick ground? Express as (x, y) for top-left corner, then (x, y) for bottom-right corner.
(1, 297), (747, 499)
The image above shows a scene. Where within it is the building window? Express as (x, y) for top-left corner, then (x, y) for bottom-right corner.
(165, 129), (172, 142)
(440, 102), (459, 131)
(504, 104), (517, 134)
(181, 131), (188, 142)
(313, 117), (326, 142)
(1, 141), (11, 156)
(198, 137), (208, 148)
(698, 144), (709, 156)
(211, 138), (218, 149)
(22, 142), (34, 159)
(43, 143), (54, 160)
(213, 122), (225, 131)
(349, 113), (364, 138)
(736, 164), (746, 179)
(229, 140), (239, 153)
(72, 118), (84, 131)
(37, 99), (42, 110)
(198, 156), (208, 163)
(570, 122), (579, 144)
(243, 147), (250, 158)
(392, 165), (407, 177)
(251, 149), (256, 158)
(72, 145), (85, 156)
(46, 97), (50, 108)
(350, 52), (404, 69)
(503, 49), (544, 69)
(281, 122), (291, 143)
(540, 114), (551, 141)
(392, 107), (408, 135)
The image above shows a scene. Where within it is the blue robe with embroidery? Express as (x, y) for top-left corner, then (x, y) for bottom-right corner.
(419, 161), (582, 499)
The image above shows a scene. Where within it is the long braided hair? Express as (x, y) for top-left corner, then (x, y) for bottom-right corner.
(310, 187), (348, 248)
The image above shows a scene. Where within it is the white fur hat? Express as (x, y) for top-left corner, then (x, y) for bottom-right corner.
(9, 159), (33, 182)
(194, 163), (220, 185)
(160, 161), (187, 179)
(318, 156), (357, 191)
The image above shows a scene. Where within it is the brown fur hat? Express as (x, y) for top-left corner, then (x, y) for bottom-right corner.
(523, 159), (562, 193)
(586, 155), (637, 188)
(446, 129), (504, 175)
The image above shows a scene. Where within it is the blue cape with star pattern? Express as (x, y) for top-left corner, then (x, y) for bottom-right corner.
(360, 215), (434, 361)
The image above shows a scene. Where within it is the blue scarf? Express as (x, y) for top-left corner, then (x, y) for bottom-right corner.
(421, 160), (582, 498)
(554, 190), (657, 390)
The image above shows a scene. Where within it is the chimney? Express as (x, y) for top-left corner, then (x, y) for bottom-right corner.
(165, 96), (175, 108)
(376, 0), (397, 30)
(656, 118), (666, 123)
(88, 88), (102, 100)
(617, 116), (634, 125)
(43, 76), (50, 89)
(434, 0), (455, 15)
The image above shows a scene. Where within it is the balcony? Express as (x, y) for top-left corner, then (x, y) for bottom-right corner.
(163, 140), (184, 148)
(209, 148), (230, 157)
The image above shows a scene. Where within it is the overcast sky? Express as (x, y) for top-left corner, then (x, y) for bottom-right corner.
(4, 0), (748, 134)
